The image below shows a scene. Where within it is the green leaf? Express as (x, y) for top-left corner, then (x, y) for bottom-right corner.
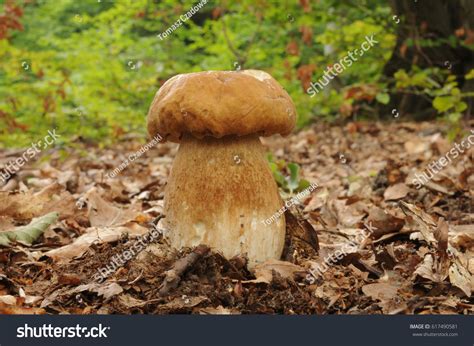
(275, 159), (287, 170)
(297, 179), (311, 192)
(347, 175), (361, 183)
(447, 112), (462, 123)
(376, 92), (390, 104)
(447, 75), (457, 82)
(269, 162), (287, 189)
(287, 163), (300, 193)
(433, 96), (454, 113)
(466, 69), (474, 80)
(451, 87), (461, 96)
(455, 101), (467, 113)
(0, 212), (59, 247)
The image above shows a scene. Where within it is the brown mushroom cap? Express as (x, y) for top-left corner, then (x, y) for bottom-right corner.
(147, 70), (297, 142)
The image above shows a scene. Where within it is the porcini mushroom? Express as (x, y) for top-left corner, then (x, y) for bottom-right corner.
(147, 70), (296, 266)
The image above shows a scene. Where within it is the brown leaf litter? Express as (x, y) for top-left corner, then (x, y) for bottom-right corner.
(0, 121), (472, 314)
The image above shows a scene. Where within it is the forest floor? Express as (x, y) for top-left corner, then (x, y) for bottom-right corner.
(0, 121), (472, 314)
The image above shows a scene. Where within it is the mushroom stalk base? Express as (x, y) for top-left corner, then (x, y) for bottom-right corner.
(163, 134), (286, 267)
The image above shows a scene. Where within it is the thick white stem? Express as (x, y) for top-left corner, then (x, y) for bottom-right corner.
(163, 134), (286, 267)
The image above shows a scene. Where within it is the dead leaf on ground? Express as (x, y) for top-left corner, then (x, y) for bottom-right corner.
(45, 223), (149, 262)
(85, 190), (150, 227)
(384, 183), (410, 201)
(362, 282), (399, 301)
(243, 259), (305, 284)
(414, 254), (448, 283)
(367, 207), (405, 239)
(0, 302), (46, 314)
(199, 305), (241, 315)
(0, 183), (76, 220)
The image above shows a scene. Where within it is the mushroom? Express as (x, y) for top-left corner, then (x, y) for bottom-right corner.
(147, 70), (296, 266)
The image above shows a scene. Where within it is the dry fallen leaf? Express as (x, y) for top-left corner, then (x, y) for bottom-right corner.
(414, 254), (447, 283)
(85, 190), (150, 227)
(384, 183), (410, 201)
(45, 223), (149, 262)
(0, 302), (46, 314)
(400, 201), (437, 246)
(404, 139), (430, 155)
(0, 295), (17, 305)
(448, 247), (473, 297)
(367, 207), (405, 239)
(159, 296), (208, 310)
(199, 305), (241, 315)
(117, 294), (147, 309)
(435, 217), (449, 258)
(95, 282), (124, 300)
(448, 261), (472, 297)
(0, 183), (76, 220)
(362, 282), (399, 301)
(243, 259), (305, 284)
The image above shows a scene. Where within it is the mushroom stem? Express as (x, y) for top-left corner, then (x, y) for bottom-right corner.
(163, 134), (286, 267)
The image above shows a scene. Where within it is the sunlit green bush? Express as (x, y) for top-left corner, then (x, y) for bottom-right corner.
(1, 0), (396, 147)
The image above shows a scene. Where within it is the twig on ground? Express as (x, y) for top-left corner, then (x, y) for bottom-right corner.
(158, 245), (209, 296)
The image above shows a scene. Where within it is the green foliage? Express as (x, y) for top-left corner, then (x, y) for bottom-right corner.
(267, 153), (310, 194)
(465, 69), (474, 80)
(375, 92), (390, 105)
(393, 68), (470, 140)
(0, 0), (397, 147)
(2, 0), (468, 147)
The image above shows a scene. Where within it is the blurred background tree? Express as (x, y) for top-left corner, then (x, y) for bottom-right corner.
(381, 0), (474, 139)
(0, 0), (472, 147)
